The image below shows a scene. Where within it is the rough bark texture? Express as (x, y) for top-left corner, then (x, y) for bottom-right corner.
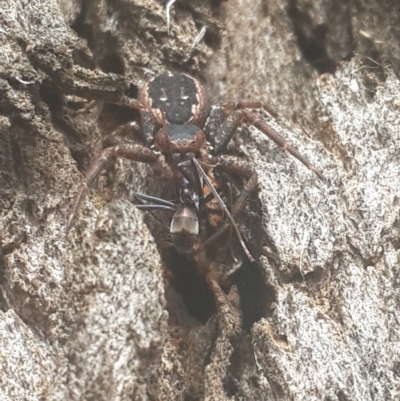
(1, 0), (400, 401)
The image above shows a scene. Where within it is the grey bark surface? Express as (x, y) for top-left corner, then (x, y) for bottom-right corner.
(1, 0), (399, 401)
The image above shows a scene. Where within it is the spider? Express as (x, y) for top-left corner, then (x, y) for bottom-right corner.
(67, 71), (323, 261)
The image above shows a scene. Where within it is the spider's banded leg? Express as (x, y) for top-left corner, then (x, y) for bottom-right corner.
(77, 123), (141, 216)
(205, 106), (242, 154)
(92, 121), (142, 157)
(118, 97), (156, 146)
(139, 109), (156, 147)
(220, 101), (323, 180)
(206, 101), (277, 155)
(104, 121), (140, 143)
(240, 109), (324, 181)
(66, 143), (159, 231)
(222, 101), (278, 119)
(204, 106), (229, 150)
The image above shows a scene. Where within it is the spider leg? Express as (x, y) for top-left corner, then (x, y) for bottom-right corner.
(92, 121), (142, 157)
(205, 101), (277, 154)
(201, 100), (324, 260)
(66, 142), (160, 232)
(207, 101), (323, 180)
(223, 101), (323, 181)
(205, 106), (242, 154)
(117, 97), (156, 146)
(239, 109), (324, 181)
(139, 109), (157, 147)
(222, 100), (278, 119)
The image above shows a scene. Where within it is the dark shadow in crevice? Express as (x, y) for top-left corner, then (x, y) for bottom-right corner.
(98, 52), (125, 75)
(39, 79), (64, 114)
(71, 2), (126, 75)
(223, 337), (250, 397)
(97, 103), (139, 136)
(70, 1), (98, 69)
(224, 370), (241, 397)
(287, 0), (338, 74)
(165, 248), (216, 324)
(184, 395), (200, 401)
(231, 258), (274, 331)
(70, 1), (87, 36)
(96, 33), (126, 75)
(70, 0), (95, 50)
(210, 0), (229, 8)
(230, 191), (276, 331)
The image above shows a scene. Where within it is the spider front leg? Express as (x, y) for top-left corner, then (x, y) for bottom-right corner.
(205, 106), (242, 154)
(206, 102), (324, 181)
(114, 97), (157, 146)
(205, 101), (277, 154)
(91, 121), (142, 157)
(239, 108), (324, 181)
(66, 141), (161, 231)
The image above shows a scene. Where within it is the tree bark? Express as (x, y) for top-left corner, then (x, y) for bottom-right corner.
(1, 0), (399, 400)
